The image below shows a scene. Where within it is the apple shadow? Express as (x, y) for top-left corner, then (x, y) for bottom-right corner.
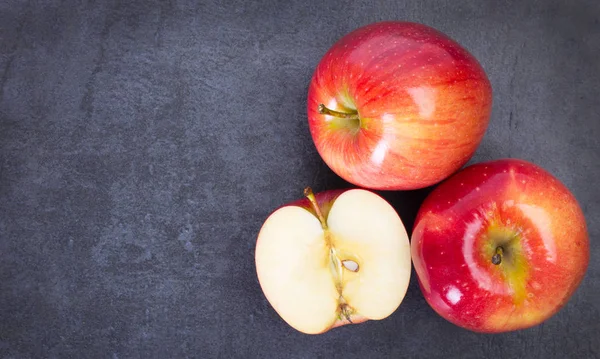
(375, 186), (435, 237)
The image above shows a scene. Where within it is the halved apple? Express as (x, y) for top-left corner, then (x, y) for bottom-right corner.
(255, 187), (412, 334)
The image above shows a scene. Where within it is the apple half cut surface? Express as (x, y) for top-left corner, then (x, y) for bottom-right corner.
(255, 188), (412, 334)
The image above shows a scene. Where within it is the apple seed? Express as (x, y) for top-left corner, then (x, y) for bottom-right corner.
(342, 259), (359, 272)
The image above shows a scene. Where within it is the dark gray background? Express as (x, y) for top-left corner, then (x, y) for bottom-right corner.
(1, 0), (598, 358)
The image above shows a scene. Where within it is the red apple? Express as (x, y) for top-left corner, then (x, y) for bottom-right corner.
(411, 158), (589, 333)
(255, 187), (412, 334)
(307, 21), (493, 190)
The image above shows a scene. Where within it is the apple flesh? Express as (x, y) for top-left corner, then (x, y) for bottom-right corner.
(307, 21), (493, 190)
(411, 158), (589, 333)
(255, 188), (412, 334)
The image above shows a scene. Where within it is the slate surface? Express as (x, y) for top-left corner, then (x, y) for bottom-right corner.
(1, 0), (599, 358)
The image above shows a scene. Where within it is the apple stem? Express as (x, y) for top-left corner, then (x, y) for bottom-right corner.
(303, 187), (328, 230)
(491, 246), (504, 265)
(318, 104), (359, 121)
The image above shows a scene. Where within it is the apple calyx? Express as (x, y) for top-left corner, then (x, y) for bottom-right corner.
(339, 301), (353, 323)
(303, 186), (360, 322)
(491, 246), (504, 265)
(484, 224), (530, 304)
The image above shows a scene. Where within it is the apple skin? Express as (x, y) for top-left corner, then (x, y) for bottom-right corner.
(307, 21), (492, 190)
(410, 158), (589, 333)
(283, 188), (347, 223)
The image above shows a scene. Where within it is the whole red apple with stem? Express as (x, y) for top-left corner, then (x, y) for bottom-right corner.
(411, 158), (589, 333)
(307, 21), (493, 190)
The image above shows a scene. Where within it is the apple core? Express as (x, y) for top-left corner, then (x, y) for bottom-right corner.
(304, 187), (362, 322)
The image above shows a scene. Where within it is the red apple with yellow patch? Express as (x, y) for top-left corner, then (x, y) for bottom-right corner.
(307, 21), (493, 190)
(411, 158), (589, 332)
